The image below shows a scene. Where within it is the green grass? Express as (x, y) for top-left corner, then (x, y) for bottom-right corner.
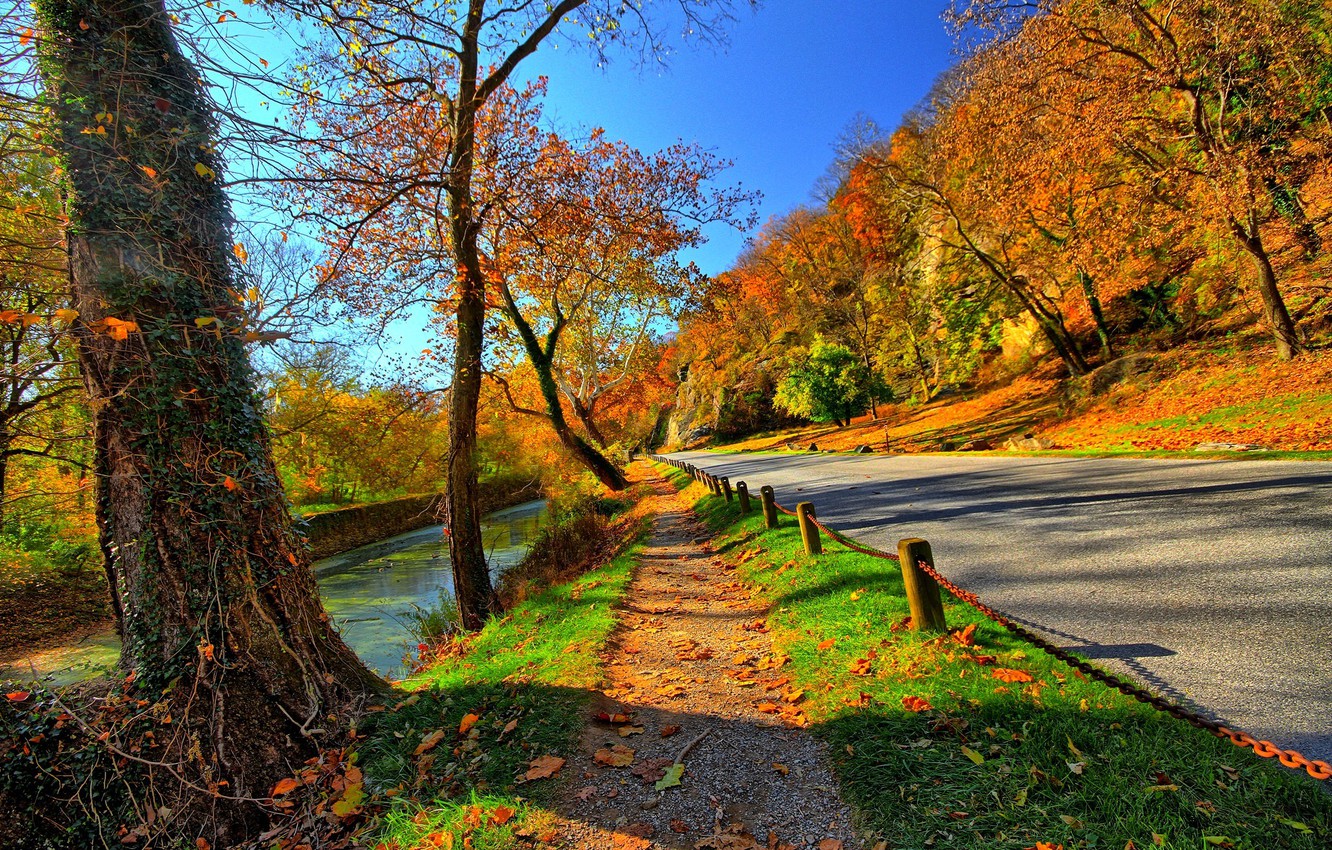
(659, 463), (1332, 850)
(352, 528), (644, 849)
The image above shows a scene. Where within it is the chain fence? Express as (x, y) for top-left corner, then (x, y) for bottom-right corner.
(652, 455), (1332, 782)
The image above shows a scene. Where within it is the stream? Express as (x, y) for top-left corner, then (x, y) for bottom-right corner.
(1, 498), (548, 685)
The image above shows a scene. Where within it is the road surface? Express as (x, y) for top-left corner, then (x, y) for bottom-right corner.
(667, 450), (1332, 769)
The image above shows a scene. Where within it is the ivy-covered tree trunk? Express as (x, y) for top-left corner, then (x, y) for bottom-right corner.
(36, 0), (384, 840)
(496, 283), (628, 491)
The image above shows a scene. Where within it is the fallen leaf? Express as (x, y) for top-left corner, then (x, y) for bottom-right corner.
(597, 712), (633, 724)
(1145, 784), (1180, 793)
(523, 754), (565, 781)
(992, 668), (1034, 683)
(817, 639), (835, 651)
(952, 623), (978, 646)
(654, 762), (685, 790)
(618, 725), (645, 737)
(670, 818), (689, 834)
(901, 695), (932, 712)
(849, 658), (872, 675)
(849, 589), (864, 601)
(772, 763), (789, 775)
(593, 744), (636, 767)
(960, 745), (984, 765)
(818, 841), (843, 850)
(660, 725), (681, 737)
(489, 805), (515, 826)
(1059, 814), (1084, 829)
(458, 713), (480, 736)
(270, 777), (299, 797)
(625, 823), (654, 838)
(4, 692), (31, 702)
(576, 785), (597, 801)
(1066, 761), (1086, 775)
(413, 729), (446, 756)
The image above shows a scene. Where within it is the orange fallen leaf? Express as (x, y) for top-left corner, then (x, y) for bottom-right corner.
(901, 695), (933, 712)
(992, 668), (1034, 683)
(952, 623), (978, 646)
(5, 691), (31, 702)
(414, 729), (446, 756)
(849, 658), (872, 675)
(523, 754), (565, 781)
(660, 725), (681, 737)
(489, 805), (515, 826)
(593, 744), (636, 767)
(849, 589), (865, 601)
(270, 777), (300, 797)
(817, 639), (835, 651)
(458, 712), (480, 736)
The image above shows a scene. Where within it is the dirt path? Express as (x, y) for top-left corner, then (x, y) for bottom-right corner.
(550, 476), (859, 850)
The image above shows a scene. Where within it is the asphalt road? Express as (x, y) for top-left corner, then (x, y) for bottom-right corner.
(667, 450), (1332, 769)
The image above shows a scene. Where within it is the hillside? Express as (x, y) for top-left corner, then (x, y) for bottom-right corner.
(686, 340), (1332, 457)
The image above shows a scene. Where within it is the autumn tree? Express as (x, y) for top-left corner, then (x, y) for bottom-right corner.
(0, 134), (86, 523)
(952, 0), (1332, 359)
(290, 0), (752, 628)
(486, 130), (751, 489)
(27, 1), (383, 840)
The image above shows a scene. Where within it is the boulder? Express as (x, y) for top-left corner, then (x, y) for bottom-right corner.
(1194, 442), (1270, 452)
(854, 445), (874, 454)
(807, 443), (819, 452)
(1006, 434), (1054, 451)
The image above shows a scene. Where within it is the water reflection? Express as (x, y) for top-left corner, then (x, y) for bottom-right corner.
(0, 499), (547, 685)
(316, 499), (547, 677)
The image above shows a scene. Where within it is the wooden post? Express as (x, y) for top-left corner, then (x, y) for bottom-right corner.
(722, 477), (733, 502)
(737, 482), (751, 514)
(897, 538), (947, 632)
(760, 485), (778, 529)
(796, 502), (822, 555)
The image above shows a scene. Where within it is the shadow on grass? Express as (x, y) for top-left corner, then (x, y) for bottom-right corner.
(670, 469), (1332, 849)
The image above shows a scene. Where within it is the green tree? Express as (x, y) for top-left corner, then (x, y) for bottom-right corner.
(775, 337), (886, 427)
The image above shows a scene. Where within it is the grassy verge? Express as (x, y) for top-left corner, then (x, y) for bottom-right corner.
(349, 494), (652, 850)
(658, 464), (1331, 850)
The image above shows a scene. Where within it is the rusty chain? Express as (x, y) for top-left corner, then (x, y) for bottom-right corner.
(653, 458), (1332, 782)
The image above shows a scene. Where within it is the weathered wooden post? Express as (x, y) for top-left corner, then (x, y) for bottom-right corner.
(760, 485), (778, 529)
(897, 538), (947, 632)
(796, 502), (822, 555)
(722, 477), (734, 502)
(737, 481), (752, 514)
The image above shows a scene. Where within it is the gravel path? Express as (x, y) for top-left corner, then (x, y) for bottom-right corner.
(550, 477), (859, 850)
(667, 450), (1332, 768)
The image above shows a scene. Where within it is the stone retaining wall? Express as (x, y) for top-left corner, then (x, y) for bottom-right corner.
(299, 479), (542, 559)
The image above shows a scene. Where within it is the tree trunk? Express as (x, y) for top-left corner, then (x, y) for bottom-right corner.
(0, 438), (8, 529)
(35, 0), (384, 841)
(1077, 268), (1115, 362)
(569, 393), (611, 449)
(1231, 215), (1302, 360)
(443, 3), (499, 631)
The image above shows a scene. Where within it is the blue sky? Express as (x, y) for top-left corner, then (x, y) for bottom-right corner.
(515, 1), (959, 275)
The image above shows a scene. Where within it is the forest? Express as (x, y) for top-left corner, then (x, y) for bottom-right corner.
(2, 0), (1331, 848)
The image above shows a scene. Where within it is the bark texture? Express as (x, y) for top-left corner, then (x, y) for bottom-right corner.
(36, 0), (383, 840)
